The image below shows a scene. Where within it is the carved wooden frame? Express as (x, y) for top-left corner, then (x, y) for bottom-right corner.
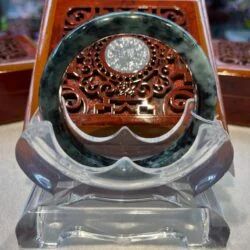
(61, 34), (195, 130)
(25, 0), (226, 128)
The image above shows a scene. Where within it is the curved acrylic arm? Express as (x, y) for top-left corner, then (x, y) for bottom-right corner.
(61, 98), (196, 160)
(16, 107), (233, 195)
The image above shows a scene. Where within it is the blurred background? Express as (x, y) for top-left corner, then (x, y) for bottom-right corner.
(0, 0), (250, 42)
(0, 0), (44, 40)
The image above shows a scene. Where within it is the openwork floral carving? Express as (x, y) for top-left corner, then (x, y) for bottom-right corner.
(63, 7), (187, 36)
(61, 34), (195, 127)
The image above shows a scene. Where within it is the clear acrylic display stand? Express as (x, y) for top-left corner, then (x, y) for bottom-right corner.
(15, 100), (233, 248)
(16, 183), (229, 248)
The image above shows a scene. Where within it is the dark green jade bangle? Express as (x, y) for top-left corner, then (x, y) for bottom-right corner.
(39, 12), (217, 168)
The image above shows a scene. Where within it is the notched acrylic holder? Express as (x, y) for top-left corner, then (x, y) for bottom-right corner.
(15, 99), (233, 248)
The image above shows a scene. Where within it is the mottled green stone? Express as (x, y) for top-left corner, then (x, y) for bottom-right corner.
(40, 12), (217, 168)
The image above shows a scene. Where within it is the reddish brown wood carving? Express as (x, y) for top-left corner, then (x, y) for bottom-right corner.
(61, 34), (195, 131)
(217, 40), (250, 66)
(63, 6), (187, 37)
(26, 0), (228, 132)
(0, 36), (27, 62)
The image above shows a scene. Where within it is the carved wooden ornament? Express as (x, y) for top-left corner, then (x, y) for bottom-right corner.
(61, 34), (196, 134)
(0, 36), (27, 62)
(63, 7), (187, 37)
(217, 40), (250, 66)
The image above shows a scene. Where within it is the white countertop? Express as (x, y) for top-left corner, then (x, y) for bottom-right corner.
(0, 122), (250, 250)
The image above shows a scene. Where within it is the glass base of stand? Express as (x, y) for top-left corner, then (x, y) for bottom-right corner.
(16, 183), (229, 248)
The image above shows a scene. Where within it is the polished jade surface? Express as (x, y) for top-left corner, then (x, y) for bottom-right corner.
(40, 12), (217, 168)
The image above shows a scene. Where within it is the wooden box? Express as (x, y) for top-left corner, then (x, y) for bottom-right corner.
(213, 39), (250, 126)
(0, 35), (36, 124)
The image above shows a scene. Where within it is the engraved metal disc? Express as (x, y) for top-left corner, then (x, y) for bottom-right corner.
(105, 36), (150, 73)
